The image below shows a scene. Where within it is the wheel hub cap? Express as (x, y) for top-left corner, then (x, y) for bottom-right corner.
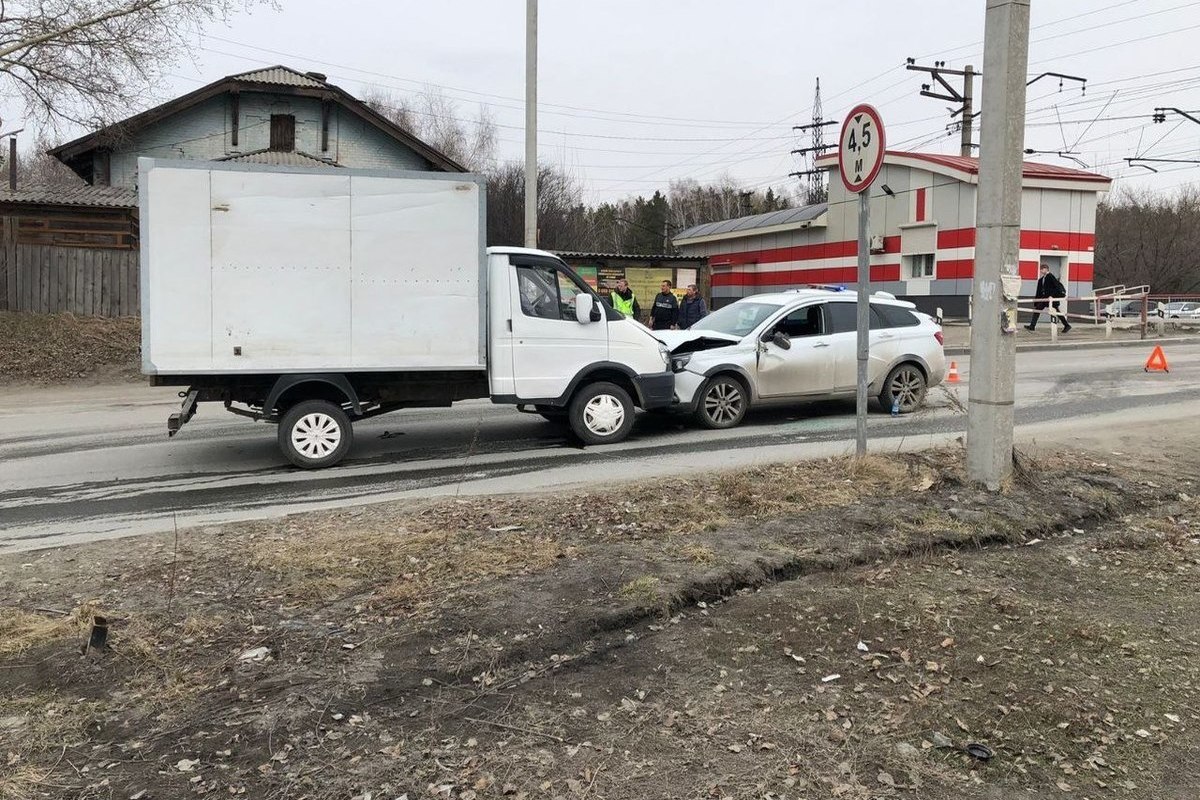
(584, 395), (625, 435)
(291, 412), (341, 458)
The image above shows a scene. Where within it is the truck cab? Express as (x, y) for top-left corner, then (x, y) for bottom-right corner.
(487, 248), (673, 441)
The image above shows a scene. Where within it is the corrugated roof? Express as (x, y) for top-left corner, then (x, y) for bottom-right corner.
(229, 65), (328, 88)
(813, 150), (1111, 183)
(0, 184), (136, 208)
(215, 149), (341, 167)
(674, 202), (828, 242)
(554, 250), (704, 262)
(50, 64), (467, 177)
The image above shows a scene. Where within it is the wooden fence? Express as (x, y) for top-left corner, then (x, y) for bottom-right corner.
(0, 206), (140, 317)
(1, 242), (139, 316)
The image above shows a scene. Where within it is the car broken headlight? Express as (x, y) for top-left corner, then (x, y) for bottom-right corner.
(671, 353), (692, 372)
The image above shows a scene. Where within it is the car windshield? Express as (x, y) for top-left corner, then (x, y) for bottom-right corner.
(691, 301), (783, 337)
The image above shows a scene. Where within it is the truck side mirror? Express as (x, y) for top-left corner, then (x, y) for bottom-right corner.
(575, 293), (596, 324)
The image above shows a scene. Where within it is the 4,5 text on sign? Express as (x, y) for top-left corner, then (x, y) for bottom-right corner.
(838, 104), (886, 194)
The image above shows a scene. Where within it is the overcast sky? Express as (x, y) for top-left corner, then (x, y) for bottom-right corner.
(66, 0), (1200, 201)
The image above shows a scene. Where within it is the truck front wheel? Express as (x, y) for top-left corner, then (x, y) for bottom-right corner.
(568, 382), (634, 445)
(278, 400), (353, 469)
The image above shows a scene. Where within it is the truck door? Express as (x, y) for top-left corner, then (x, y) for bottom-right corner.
(510, 257), (608, 400)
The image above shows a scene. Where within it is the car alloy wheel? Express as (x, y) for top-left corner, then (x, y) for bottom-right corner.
(696, 375), (747, 429)
(883, 363), (927, 413)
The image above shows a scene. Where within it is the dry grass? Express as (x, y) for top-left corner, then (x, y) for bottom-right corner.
(0, 604), (106, 657)
(0, 765), (53, 800)
(254, 525), (565, 612)
(1095, 516), (1194, 551)
(239, 453), (949, 614)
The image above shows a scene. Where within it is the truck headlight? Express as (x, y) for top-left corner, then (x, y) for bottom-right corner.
(671, 353), (692, 372)
(658, 343), (671, 369)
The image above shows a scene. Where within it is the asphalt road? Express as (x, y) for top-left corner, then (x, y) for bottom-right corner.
(2, 342), (1198, 552)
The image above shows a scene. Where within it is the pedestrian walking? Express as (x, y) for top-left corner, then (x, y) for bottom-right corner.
(1025, 262), (1071, 332)
(650, 280), (680, 330)
(678, 284), (708, 329)
(609, 278), (641, 321)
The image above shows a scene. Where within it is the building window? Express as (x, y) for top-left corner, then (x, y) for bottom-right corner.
(269, 114), (296, 151)
(904, 253), (935, 279)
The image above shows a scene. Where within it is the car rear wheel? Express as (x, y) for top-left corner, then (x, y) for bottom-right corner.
(694, 375), (748, 429)
(278, 400), (353, 469)
(880, 363), (927, 413)
(568, 382), (634, 445)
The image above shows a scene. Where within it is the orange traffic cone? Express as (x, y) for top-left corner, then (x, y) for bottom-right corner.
(1144, 345), (1170, 373)
(946, 361), (961, 383)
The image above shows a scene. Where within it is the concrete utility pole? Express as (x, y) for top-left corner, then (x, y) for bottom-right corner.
(524, 0), (538, 248)
(967, 0), (1031, 489)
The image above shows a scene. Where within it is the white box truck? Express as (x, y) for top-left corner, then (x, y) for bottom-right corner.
(139, 159), (674, 468)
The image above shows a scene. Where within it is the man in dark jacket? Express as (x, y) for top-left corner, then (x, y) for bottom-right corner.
(651, 280), (680, 330)
(678, 284), (708, 329)
(1026, 263), (1071, 332)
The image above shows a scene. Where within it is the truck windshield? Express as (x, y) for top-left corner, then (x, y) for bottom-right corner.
(691, 302), (783, 338)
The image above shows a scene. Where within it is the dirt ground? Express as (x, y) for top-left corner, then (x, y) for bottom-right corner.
(0, 312), (140, 384)
(2, 443), (1199, 800)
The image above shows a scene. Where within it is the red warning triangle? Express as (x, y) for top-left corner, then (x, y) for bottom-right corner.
(1144, 345), (1170, 373)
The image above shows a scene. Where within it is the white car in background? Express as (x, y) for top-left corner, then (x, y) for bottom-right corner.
(655, 289), (946, 429)
(1163, 301), (1200, 319)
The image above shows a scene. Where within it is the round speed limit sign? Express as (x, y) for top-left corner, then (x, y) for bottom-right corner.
(838, 104), (886, 194)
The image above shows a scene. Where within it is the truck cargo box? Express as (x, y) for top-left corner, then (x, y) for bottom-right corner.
(138, 159), (487, 375)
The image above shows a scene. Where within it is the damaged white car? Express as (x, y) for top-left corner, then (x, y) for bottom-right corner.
(654, 289), (946, 429)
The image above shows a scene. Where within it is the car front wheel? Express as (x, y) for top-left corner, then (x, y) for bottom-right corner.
(880, 363), (927, 413)
(694, 375), (748, 429)
(568, 382), (634, 444)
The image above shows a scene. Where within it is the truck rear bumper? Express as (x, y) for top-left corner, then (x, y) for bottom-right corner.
(634, 371), (675, 409)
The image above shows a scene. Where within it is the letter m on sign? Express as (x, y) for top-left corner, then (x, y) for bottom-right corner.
(854, 158), (863, 175)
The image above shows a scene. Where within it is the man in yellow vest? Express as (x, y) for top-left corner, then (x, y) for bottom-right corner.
(609, 278), (641, 321)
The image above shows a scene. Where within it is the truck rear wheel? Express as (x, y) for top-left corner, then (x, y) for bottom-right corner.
(568, 382), (634, 445)
(278, 400), (353, 469)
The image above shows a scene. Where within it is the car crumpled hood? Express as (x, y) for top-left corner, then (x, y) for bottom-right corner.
(653, 329), (742, 354)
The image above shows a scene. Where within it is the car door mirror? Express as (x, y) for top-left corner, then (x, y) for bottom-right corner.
(575, 293), (596, 324)
(771, 330), (792, 350)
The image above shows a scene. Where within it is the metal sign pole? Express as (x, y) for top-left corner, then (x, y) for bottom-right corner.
(838, 103), (884, 458)
(855, 190), (870, 456)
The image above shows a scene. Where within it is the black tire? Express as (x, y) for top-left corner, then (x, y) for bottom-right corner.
(879, 363), (927, 414)
(277, 400), (353, 469)
(694, 374), (748, 429)
(568, 382), (634, 445)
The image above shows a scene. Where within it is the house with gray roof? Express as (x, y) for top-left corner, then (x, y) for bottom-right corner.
(49, 65), (464, 187)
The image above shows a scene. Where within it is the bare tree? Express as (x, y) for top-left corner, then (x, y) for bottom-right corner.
(0, 0), (272, 130)
(362, 85), (497, 171)
(14, 134), (83, 187)
(1095, 185), (1200, 294)
(485, 161), (588, 249)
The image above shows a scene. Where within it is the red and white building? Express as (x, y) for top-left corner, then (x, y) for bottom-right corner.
(673, 151), (1112, 315)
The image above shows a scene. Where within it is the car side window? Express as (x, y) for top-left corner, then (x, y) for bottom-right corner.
(776, 304), (825, 337)
(825, 302), (885, 332)
(876, 304), (920, 327)
(516, 265), (577, 321)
